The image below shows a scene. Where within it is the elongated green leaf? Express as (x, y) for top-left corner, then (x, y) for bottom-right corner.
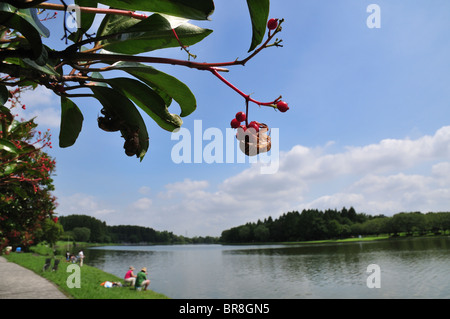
(88, 72), (108, 87)
(69, 0), (98, 42)
(90, 86), (149, 160)
(1, 1), (47, 9)
(0, 86), (9, 106)
(22, 7), (50, 37)
(0, 163), (17, 177)
(0, 4), (45, 62)
(9, 118), (36, 138)
(99, 13), (212, 54)
(96, 0), (215, 20)
(0, 106), (13, 134)
(59, 97), (84, 148)
(22, 46), (58, 75)
(107, 77), (182, 132)
(109, 61), (196, 117)
(0, 4), (49, 37)
(96, 10), (141, 39)
(75, 0), (97, 31)
(247, 0), (270, 52)
(0, 138), (20, 154)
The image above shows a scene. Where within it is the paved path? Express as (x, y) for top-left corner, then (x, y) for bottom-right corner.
(0, 256), (68, 299)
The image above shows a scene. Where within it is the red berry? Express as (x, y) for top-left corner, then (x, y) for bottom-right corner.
(247, 121), (260, 132)
(267, 18), (278, 30)
(235, 111), (246, 123)
(277, 101), (289, 112)
(230, 118), (240, 128)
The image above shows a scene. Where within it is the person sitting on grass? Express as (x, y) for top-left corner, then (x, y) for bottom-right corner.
(124, 266), (136, 287)
(135, 267), (150, 291)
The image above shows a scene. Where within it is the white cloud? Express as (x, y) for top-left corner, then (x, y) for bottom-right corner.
(10, 86), (60, 128)
(27, 106), (61, 128)
(131, 197), (153, 211)
(56, 126), (450, 237)
(58, 193), (116, 217)
(20, 86), (55, 107)
(147, 126), (450, 236)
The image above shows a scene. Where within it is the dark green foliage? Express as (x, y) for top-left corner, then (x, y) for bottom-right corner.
(0, 0), (273, 160)
(59, 214), (220, 244)
(220, 208), (450, 243)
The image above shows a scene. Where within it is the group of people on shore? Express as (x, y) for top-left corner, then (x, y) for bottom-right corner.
(124, 266), (150, 291)
(63, 250), (150, 291)
(66, 250), (85, 266)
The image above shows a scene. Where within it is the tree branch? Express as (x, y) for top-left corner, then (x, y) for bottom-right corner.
(36, 2), (148, 20)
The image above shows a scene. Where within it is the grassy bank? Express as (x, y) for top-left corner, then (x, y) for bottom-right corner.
(4, 252), (169, 299)
(282, 235), (390, 245)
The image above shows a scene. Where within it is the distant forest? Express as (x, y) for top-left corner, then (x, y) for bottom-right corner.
(59, 209), (450, 245)
(220, 208), (450, 243)
(58, 215), (218, 244)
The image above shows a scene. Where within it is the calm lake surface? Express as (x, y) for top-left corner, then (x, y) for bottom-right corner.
(86, 237), (450, 299)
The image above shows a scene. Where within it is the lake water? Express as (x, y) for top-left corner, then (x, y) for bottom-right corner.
(85, 237), (450, 299)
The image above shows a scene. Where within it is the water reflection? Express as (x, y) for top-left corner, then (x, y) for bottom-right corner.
(86, 237), (450, 299)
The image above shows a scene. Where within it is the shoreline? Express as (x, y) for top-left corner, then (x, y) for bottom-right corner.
(2, 252), (169, 299)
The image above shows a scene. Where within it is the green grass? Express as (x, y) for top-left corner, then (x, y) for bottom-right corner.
(4, 252), (169, 299)
(289, 235), (390, 244)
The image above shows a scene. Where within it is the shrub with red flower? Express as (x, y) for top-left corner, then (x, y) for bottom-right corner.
(0, 86), (58, 252)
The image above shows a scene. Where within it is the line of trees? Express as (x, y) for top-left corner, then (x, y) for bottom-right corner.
(58, 214), (219, 244)
(220, 208), (450, 243)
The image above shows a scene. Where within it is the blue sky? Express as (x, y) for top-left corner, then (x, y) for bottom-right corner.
(13, 1), (450, 237)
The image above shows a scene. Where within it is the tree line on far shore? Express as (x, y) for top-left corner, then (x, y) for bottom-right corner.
(220, 208), (450, 243)
(58, 215), (218, 244)
(59, 209), (450, 246)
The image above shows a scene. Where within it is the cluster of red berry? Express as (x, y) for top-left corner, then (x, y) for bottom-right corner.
(227, 18), (289, 156)
(228, 17), (289, 131)
(230, 100), (289, 131)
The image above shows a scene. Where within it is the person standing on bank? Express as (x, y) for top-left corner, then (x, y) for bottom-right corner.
(135, 267), (150, 291)
(78, 250), (84, 266)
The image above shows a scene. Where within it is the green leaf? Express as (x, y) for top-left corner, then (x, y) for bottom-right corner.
(107, 77), (183, 132)
(246, 0), (270, 52)
(0, 138), (20, 154)
(75, 0), (97, 31)
(109, 61), (196, 117)
(88, 72), (108, 87)
(96, 9), (141, 39)
(0, 4), (49, 37)
(96, 0), (215, 20)
(99, 13), (212, 54)
(0, 86), (9, 106)
(20, 7), (50, 38)
(90, 86), (149, 160)
(0, 106), (13, 133)
(9, 118), (37, 138)
(22, 46), (58, 75)
(59, 97), (84, 148)
(0, 5), (44, 60)
(68, 0), (98, 42)
(0, 163), (18, 177)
